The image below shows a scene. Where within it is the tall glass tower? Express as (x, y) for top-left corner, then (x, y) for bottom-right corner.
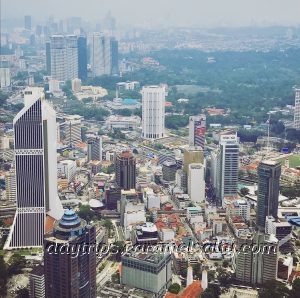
(256, 160), (281, 231)
(5, 88), (63, 249)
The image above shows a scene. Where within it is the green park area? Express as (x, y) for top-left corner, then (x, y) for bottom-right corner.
(279, 154), (300, 168)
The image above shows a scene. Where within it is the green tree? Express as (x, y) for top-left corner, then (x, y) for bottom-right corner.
(0, 256), (7, 296)
(7, 254), (26, 276)
(290, 278), (300, 298)
(117, 108), (132, 116)
(168, 283), (181, 294)
(201, 283), (221, 298)
(103, 219), (113, 237)
(240, 187), (250, 196)
(15, 287), (30, 298)
(258, 280), (289, 298)
(77, 205), (94, 222)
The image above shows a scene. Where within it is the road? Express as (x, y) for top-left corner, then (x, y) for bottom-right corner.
(96, 260), (119, 287)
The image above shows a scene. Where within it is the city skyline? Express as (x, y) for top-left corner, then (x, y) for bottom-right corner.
(2, 0), (300, 28)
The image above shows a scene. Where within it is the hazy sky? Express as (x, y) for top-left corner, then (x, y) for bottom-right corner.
(2, 0), (300, 27)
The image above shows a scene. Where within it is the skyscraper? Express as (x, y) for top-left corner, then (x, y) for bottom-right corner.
(0, 60), (11, 89)
(188, 163), (205, 203)
(235, 233), (278, 285)
(216, 131), (239, 206)
(24, 15), (32, 30)
(189, 115), (206, 149)
(77, 35), (88, 80)
(115, 151), (136, 190)
(50, 35), (78, 81)
(44, 209), (96, 298)
(256, 160), (281, 231)
(294, 88), (300, 129)
(142, 85), (166, 140)
(90, 33), (118, 76)
(45, 41), (51, 75)
(5, 88), (63, 249)
(61, 115), (82, 147)
(87, 136), (102, 161)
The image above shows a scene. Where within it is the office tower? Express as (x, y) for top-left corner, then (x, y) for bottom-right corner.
(50, 35), (67, 81)
(235, 233), (278, 285)
(216, 132), (239, 206)
(29, 265), (45, 298)
(45, 41), (51, 75)
(90, 33), (118, 76)
(188, 163), (205, 203)
(256, 160), (281, 231)
(294, 88), (300, 129)
(111, 38), (119, 74)
(5, 88), (63, 249)
(115, 151), (136, 190)
(142, 86), (166, 140)
(50, 35), (78, 81)
(0, 60), (11, 89)
(57, 160), (77, 183)
(24, 15), (32, 30)
(5, 169), (16, 202)
(66, 35), (79, 80)
(162, 160), (177, 183)
(61, 115), (82, 147)
(189, 115), (206, 149)
(87, 136), (102, 161)
(44, 209), (96, 298)
(121, 252), (172, 297)
(77, 35), (87, 80)
(104, 183), (121, 210)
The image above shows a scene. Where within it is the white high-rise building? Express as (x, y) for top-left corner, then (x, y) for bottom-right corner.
(188, 163), (205, 203)
(5, 88), (63, 249)
(189, 115), (206, 149)
(50, 35), (78, 81)
(50, 35), (66, 81)
(90, 33), (118, 76)
(0, 60), (11, 89)
(294, 88), (300, 129)
(61, 115), (82, 147)
(216, 131), (239, 206)
(142, 85), (166, 140)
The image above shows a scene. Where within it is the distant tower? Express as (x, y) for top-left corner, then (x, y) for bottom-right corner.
(189, 115), (206, 149)
(294, 88), (300, 130)
(201, 269), (208, 291)
(50, 35), (78, 81)
(186, 266), (193, 287)
(24, 15), (32, 30)
(142, 86), (166, 140)
(77, 35), (88, 80)
(5, 88), (63, 249)
(256, 160), (281, 231)
(90, 33), (118, 76)
(115, 151), (136, 190)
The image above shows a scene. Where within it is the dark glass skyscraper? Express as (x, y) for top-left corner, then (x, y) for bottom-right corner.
(111, 38), (119, 75)
(115, 151), (136, 190)
(44, 209), (96, 298)
(256, 160), (281, 231)
(24, 15), (32, 30)
(77, 35), (87, 80)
